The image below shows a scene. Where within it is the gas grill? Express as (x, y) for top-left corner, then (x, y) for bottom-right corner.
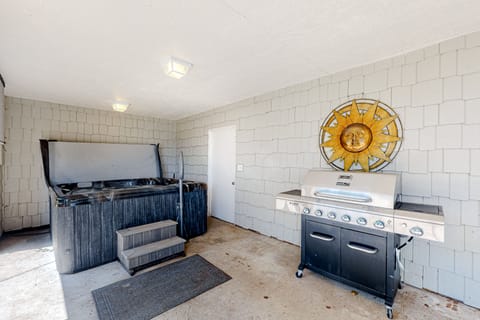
(276, 169), (444, 319)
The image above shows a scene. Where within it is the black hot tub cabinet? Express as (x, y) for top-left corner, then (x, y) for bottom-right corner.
(40, 140), (207, 274)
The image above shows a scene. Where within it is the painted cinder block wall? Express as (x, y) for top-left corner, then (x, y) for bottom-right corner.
(176, 31), (480, 307)
(2, 97), (177, 231)
(0, 83), (4, 236)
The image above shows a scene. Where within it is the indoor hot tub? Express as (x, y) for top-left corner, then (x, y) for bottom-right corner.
(40, 140), (207, 274)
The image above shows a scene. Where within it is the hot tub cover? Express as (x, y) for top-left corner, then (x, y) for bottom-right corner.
(41, 140), (163, 186)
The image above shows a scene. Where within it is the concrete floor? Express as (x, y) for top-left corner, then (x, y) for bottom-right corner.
(0, 218), (479, 320)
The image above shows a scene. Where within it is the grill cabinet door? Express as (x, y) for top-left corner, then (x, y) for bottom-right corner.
(340, 228), (387, 294)
(305, 220), (340, 275)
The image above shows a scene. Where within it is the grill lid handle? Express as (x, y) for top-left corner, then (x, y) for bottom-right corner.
(313, 190), (372, 203)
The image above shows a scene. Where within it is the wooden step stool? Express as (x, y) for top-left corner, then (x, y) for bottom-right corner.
(116, 220), (185, 275)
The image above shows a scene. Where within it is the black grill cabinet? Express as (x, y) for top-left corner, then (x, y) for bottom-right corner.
(297, 214), (401, 318)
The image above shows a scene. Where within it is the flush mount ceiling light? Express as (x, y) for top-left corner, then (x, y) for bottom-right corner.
(112, 103), (129, 112)
(166, 57), (193, 79)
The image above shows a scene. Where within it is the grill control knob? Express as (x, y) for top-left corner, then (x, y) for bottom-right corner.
(314, 209), (323, 216)
(341, 215), (351, 222)
(303, 208), (311, 215)
(410, 226), (424, 237)
(357, 217), (367, 225)
(327, 212), (336, 219)
(374, 220), (385, 229)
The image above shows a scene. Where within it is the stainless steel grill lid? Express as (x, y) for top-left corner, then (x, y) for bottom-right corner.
(301, 170), (400, 209)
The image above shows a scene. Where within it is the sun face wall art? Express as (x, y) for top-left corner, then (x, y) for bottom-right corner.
(319, 99), (403, 172)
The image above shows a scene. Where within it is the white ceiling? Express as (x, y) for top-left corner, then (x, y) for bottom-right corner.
(1, 1), (480, 120)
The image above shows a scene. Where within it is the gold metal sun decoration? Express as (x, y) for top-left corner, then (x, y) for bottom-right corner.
(319, 99), (403, 172)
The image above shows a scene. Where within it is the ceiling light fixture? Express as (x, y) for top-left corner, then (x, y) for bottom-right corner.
(112, 103), (129, 112)
(166, 57), (193, 79)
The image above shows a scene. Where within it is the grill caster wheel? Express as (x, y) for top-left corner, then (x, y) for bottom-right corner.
(386, 306), (393, 319)
(295, 270), (303, 278)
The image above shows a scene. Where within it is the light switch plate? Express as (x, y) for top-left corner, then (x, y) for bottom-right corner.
(237, 164), (244, 172)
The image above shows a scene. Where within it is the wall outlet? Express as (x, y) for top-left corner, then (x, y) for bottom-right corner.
(236, 164), (244, 172)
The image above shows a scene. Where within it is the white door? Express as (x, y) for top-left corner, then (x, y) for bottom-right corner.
(208, 125), (236, 223)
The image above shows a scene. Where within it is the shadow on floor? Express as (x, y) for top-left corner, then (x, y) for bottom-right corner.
(59, 260), (131, 320)
(0, 227), (51, 254)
